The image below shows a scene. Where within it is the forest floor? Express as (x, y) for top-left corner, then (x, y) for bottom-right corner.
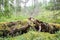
(0, 18), (60, 40)
(0, 31), (60, 40)
(0, 10), (60, 40)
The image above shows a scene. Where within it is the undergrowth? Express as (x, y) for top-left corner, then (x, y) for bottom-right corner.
(0, 31), (60, 40)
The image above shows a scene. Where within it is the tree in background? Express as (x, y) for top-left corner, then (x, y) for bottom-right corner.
(0, 0), (22, 18)
(44, 0), (60, 10)
(0, 0), (12, 18)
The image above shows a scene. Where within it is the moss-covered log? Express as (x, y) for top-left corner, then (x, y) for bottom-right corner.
(0, 17), (60, 37)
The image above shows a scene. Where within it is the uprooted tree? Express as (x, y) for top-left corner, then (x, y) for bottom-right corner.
(0, 17), (60, 37)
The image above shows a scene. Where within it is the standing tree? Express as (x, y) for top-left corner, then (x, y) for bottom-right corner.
(0, 0), (13, 18)
(45, 0), (60, 10)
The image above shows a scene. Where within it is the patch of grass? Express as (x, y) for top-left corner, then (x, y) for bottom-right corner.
(0, 10), (60, 23)
(0, 15), (29, 22)
(0, 31), (60, 40)
(0, 10), (60, 40)
(35, 10), (60, 23)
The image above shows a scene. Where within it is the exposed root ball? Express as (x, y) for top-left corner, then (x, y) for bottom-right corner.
(28, 17), (60, 34)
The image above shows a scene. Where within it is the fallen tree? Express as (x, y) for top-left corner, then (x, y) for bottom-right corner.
(0, 17), (60, 37)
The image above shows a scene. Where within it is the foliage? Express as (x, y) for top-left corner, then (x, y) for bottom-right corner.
(0, 31), (60, 40)
(0, 10), (60, 24)
(0, 0), (60, 40)
(41, 0), (60, 10)
(0, 0), (15, 18)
